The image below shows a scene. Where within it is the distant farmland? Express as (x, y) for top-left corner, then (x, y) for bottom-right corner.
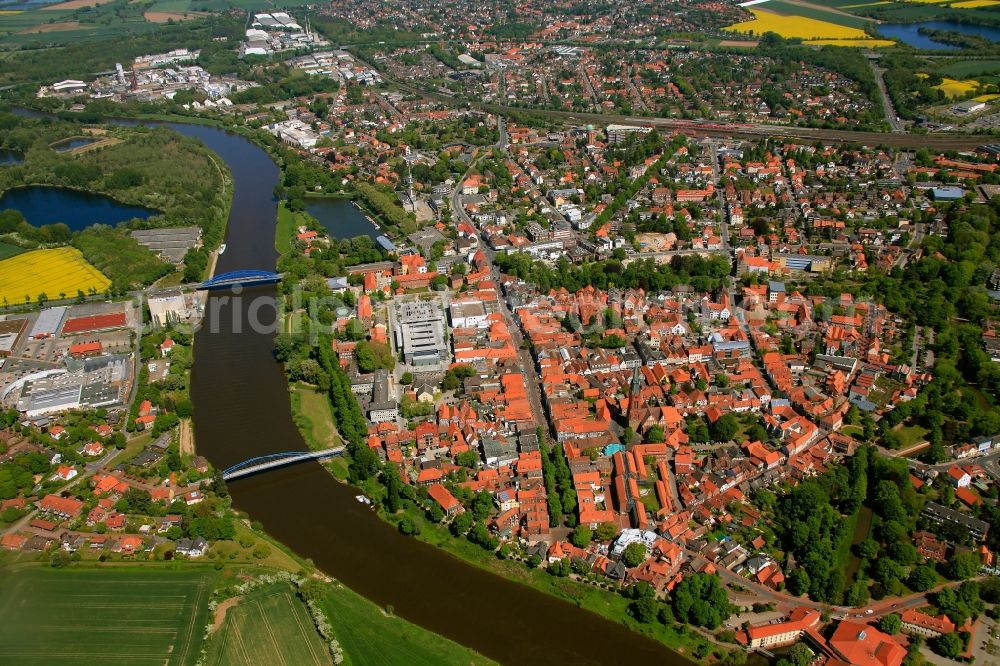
(0, 567), (214, 665)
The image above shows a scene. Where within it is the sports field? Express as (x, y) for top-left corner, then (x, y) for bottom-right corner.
(0, 246), (110, 305)
(0, 567), (214, 665)
(207, 584), (330, 666)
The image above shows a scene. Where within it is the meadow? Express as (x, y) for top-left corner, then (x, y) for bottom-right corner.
(207, 584), (330, 666)
(0, 246), (110, 305)
(0, 240), (25, 260)
(0, 567), (214, 665)
(290, 382), (343, 450)
(318, 583), (497, 666)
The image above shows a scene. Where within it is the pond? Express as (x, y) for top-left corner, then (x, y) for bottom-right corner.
(877, 21), (1000, 50)
(304, 197), (381, 240)
(0, 185), (157, 230)
(0, 149), (23, 165)
(51, 137), (98, 153)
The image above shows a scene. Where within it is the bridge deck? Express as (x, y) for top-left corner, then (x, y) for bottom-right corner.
(222, 447), (344, 481)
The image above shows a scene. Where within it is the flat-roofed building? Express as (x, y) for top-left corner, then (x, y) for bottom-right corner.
(368, 369), (398, 423)
(0, 318), (27, 357)
(394, 299), (449, 366)
(30, 307), (68, 339)
(449, 299), (488, 329)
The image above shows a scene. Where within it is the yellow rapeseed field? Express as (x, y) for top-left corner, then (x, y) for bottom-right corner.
(935, 77), (981, 98)
(0, 247), (110, 306)
(950, 0), (1000, 8)
(974, 93), (1000, 102)
(725, 9), (872, 40)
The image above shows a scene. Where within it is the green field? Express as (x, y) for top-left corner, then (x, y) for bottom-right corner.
(319, 583), (496, 666)
(937, 59), (1000, 78)
(0, 241), (25, 260)
(291, 383), (342, 450)
(0, 567), (214, 665)
(275, 202), (297, 254)
(208, 583), (330, 666)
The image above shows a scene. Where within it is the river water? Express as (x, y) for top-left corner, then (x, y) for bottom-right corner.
(162, 122), (695, 665)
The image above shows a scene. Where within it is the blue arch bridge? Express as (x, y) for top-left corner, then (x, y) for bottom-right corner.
(221, 447), (345, 481)
(198, 270), (282, 290)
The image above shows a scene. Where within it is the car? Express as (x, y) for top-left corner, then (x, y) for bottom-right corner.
(865, 609), (874, 615)
(891, 604), (898, 608)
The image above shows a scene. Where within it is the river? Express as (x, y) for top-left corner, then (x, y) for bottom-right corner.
(159, 122), (697, 665)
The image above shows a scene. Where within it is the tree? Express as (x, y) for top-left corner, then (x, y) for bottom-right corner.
(629, 595), (658, 624)
(595, 522), (618, 542)
(646, 425), (665, 443)
(946, 549), (981, 580)
(880, 613), (902, 636)
(857, 538), (879, 560)
(50, 550), (71, 568)
(570, 524), (592, 548)
(622, 542), (647, 568)
(671, 573), (733, 630)
(776, 643), (814, 666)
(931, 632), (963, 659)
(710, 413), (740, 442)
(907, 565), (937, 592)
(400, 371), (413, 385)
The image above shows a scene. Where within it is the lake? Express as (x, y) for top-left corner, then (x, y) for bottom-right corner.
(878, 21), (1000, 50)
(0, 185), (157, 230)
(0, 150), (23, 165)
(304, 197), (381, 240)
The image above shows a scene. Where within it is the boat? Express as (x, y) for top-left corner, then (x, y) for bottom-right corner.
(218, 243), (226, 255)
(355, 494), (372, 505)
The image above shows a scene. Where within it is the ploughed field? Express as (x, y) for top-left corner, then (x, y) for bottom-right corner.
(0, 567), (214, 665)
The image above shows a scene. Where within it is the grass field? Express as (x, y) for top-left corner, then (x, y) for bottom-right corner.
(895, 423), (930, 448)
(291, 383), (342, 450)
(319, 583), (496, 666)
(207, 583), (330, 666)
(0, 567), (214, 665)
(0, 246), (110, 306)
(0, 240), (25, 260)
(806, 37), (895, 46)
(937, 59), (1000, 78)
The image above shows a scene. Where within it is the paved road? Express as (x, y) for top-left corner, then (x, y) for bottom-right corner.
(448, 129), (548, 432)
(870, 61), (904, 133)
